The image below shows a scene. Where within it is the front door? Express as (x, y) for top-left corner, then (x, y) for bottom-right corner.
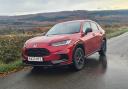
(81, 22), (95, 55)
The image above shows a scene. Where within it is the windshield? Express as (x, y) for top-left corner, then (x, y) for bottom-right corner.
(46, 22), (81, 35)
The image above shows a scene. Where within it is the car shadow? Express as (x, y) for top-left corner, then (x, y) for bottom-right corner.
(27, 55), (107, 77)
(22, 55), (107, 89)
(84, 55), (107, 75)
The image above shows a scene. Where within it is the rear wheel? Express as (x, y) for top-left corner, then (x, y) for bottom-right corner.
(99, 39), (107, 56)
(72, 48), (85, 71)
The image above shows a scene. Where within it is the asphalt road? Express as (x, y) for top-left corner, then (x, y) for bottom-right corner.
(1, 33), (128, 89)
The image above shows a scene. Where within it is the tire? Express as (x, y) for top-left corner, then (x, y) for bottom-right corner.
(72, 47), (85, 71)
(99, 39), (107, 56)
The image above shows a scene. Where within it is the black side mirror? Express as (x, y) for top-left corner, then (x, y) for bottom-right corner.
(85, 28), (92, 34)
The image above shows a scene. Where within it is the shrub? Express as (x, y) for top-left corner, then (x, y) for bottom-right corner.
(0, 35), (34, 64)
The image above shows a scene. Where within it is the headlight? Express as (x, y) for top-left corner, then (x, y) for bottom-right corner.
(51, 40), (71, 46)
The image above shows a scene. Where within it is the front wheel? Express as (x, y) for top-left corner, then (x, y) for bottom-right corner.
(72, 48), (85, 71)
(99, 40), (107, 56)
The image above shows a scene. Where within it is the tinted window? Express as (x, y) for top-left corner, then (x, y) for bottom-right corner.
(91, 22), (99, 32)
(83, 22), (91, 33)
(46, 22), (81, 35)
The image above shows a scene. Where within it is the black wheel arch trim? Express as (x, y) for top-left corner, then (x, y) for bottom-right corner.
(72, 40), (85, 58)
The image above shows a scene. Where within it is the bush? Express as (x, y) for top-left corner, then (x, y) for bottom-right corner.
(0, 35), (34, 64)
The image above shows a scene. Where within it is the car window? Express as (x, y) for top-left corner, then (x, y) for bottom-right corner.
(46, 22), (81, 35)
(91, 22), (99, 32)
(83, 22), (91, 33)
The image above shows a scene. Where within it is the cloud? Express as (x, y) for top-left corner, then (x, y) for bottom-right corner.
(0, 0), (127, 15)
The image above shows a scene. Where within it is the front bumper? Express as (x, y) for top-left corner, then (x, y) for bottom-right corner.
(22, 60), (69, 67)
(22, 45), (74, 66)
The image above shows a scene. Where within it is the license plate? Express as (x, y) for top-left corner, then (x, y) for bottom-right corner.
(28, 57), (43, 62)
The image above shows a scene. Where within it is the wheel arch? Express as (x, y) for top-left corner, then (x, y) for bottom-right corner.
(72, 41), (85, 55)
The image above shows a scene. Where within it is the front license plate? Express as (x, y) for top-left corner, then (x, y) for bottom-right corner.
(28, 57), (43, 62)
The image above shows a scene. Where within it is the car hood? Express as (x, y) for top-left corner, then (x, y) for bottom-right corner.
(25, 33), (81, 47)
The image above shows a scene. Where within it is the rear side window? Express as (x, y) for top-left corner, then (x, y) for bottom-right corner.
(97, 24), (103, 31)
(83, 22), (91, 33)
(91, 22), (99, 32)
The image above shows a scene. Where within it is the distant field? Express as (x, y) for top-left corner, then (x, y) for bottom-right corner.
(0, 25), (128, 73)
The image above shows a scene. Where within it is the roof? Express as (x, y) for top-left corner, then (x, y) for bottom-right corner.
(59, 19), (94, 24)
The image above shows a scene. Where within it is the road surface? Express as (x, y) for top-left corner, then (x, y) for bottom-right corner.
(1, 32), (128, 89)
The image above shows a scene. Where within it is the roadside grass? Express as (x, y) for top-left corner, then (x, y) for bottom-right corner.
(106, 27), (128, 39)
(0, 60), (23, 73)
(0, 26), (128, 74)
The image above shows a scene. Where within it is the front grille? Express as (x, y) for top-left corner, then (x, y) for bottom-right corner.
(26, 48), (50, 57)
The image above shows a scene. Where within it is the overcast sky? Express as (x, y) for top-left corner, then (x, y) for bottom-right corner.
(0, 0), (128, 15)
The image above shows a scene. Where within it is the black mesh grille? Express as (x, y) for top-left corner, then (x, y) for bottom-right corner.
(26, 48), (50, 57)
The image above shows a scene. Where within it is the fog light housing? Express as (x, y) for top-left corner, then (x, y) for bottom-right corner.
(59, 54), (69, 60)
(51, 60), (66, 64)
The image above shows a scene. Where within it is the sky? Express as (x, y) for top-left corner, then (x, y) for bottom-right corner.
(0, 0), (128, 16)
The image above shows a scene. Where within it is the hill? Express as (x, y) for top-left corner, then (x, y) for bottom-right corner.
(0, 10), (128, 34)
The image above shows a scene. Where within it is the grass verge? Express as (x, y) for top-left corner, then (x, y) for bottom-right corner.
(106, 28), (128, 39)
(0, 60), (23, 75)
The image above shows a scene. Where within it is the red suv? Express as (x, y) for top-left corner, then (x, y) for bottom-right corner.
(22, 20), (106, 70)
